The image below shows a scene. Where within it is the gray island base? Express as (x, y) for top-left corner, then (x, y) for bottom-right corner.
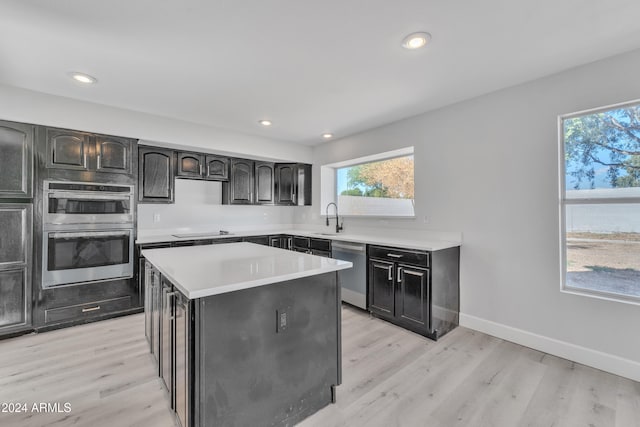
(142, 243), (352, 427)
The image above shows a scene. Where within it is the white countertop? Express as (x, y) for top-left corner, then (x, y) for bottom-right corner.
(137, 228), (460, 251)
(142, 242), (353, 299)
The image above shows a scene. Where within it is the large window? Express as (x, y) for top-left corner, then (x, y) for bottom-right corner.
(321, 147), (415, 217)
(560, 100), (640, 302)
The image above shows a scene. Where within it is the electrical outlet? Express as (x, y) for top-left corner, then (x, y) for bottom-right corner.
(276, 307), (289, 333)
(153, 213), (161, 223)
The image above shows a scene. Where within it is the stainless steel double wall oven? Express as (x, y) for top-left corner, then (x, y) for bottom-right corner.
(42, 180), (135, 288)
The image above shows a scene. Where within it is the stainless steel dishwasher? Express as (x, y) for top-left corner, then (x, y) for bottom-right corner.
(332, 241), (367, 309)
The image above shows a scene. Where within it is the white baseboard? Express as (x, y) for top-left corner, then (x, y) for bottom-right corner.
(459, 313), (640, 383)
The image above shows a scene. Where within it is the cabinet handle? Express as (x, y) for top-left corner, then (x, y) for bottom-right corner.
(397, 267), (403, 283)
(388, 265), (393, 281)
(97, 154), (101, 170)
(387, 253), (403, 259)
(83, 152), (88, 168)
(200, 164), (204, 176)
(82, 306), (101, 313)
(288, 237), (292, 250)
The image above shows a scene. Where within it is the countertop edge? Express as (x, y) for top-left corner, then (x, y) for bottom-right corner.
(137, 229), (461, 251)
(142, 245), (353, 299)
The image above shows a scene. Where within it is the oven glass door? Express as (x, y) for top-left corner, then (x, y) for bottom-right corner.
(42, 229), (134, 287)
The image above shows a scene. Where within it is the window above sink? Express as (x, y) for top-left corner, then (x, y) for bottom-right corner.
(320, 147), (415, 218)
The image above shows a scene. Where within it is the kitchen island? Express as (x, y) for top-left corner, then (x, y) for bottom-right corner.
(142, 242), (352, 427)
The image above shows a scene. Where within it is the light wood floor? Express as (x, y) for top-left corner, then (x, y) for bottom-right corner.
(1, 306), (638, 427)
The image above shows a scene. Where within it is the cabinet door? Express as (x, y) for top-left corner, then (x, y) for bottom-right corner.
(255, 162), (274, 204)
(160, 280), (174, 393)
(275, 163), (296, 205)
(139, 147), (175, 203)
(228, 159), (254, 204)
(368, 259), (395, 316)
(151, 267), (161, 365)
(144, 261), (153, 347)
(177, 152), (204, 178)
(96, 135), (133, 174)
(0, 203), (32, 334)
(204, 155), (229, 181)
(174, 293), (190, 427)
(0, 268), (28, 330)
(396, 265), (429, 328)
(46, 128), (91, 171)
(0, 121), (33, 198)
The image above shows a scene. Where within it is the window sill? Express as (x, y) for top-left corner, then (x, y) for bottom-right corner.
(561, 286), (640, 307)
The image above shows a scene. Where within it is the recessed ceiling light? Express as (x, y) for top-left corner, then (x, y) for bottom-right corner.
(258, 120), (272, 126)
(322, 133), (333, 139)
(401, 32), (431, 50)
(69, 72), (98, 84)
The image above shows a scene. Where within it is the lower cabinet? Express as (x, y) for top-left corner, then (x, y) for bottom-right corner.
(367, 245), (459, 340)
(0, 203), (32, 338)
(148, 263), (191, 427)
(269, 235), (292, 249)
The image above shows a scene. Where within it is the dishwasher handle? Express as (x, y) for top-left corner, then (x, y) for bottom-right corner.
(332, 242), (366, 253)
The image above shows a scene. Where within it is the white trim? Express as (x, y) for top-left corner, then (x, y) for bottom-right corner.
(459, 313), (640, 383)
(324, 146), (414, 168)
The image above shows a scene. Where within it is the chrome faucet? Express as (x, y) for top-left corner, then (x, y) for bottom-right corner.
(326, 202), (343, 233)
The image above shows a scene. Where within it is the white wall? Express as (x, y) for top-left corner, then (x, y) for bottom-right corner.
(138, 179), (295, 231)
(303, 49), (640, 379)
(0, 84), (312, 163)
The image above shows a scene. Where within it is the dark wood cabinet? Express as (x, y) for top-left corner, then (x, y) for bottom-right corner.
(255, 162), (275, 204)
(369, 259), (395, 316)
(46, 127), (134, 175)
(0, 120), (34, 198)
(146, 262), (191, 427)
(367, 245), (459, 340)
(160, 276), (173, 391)
(174, 292), (191, 427)
(269, 235), (292, 249)
(177, 152), (229, 181)
(275, 163), (296, 205)
(292, 236), (331, 257)
(139, 147), (175, 203)
(95, 135), (133, 174)
(275, 163), (312, 206)
(396, 265), (429, 327)
(204, 155), (229, 181)
(223, 159), (254, 204)
(176, 152), (203, 178)
(0, 203), (32, 337)
(46, 128), (91, 171)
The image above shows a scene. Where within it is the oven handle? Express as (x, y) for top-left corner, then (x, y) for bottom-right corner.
(48, 230), (132, 239)
(47, 191), (132, 200)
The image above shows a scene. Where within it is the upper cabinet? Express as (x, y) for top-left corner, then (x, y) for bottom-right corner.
(46, 128), (90, 171)
(46, 127), (134, 175)
(176, 152), (203, 179)
(139, 147), (175, 203)
(275, 163), (311, 206)
(176, 152), (229, 181)
(0, 120), (34, 198)
(224, 161), (312, 206)
(223, 159), (254, 204)
(255, 162), (275, 205)
(204, 155), (229, 180)
(95, 135), (133, 174)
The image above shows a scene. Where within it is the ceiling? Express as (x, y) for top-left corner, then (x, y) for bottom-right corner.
(2, 1), (640, 146)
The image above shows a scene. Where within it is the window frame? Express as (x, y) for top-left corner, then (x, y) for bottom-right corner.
(320, 147), (415, 219)
(558, 99), (640, 305)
